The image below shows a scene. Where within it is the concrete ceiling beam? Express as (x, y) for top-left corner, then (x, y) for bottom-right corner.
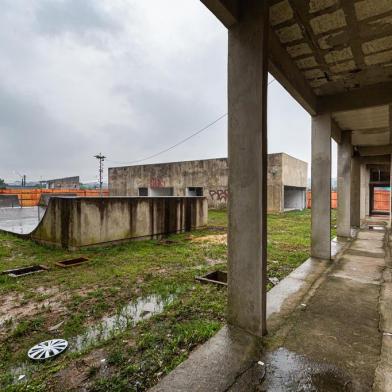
(318, 82), (392, 113)
(357, 145), (392, 156)
(358, 155), (391, 164)
(268, 27), (317, 115)
(331, 120), (342, 144)
(200, 0), (239, 28)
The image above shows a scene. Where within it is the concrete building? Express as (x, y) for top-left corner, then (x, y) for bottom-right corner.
(46, 176), (80, 189)
(109, 153), (307, 212)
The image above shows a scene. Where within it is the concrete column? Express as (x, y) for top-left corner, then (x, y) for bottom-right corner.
(227, 0), (268, 337)
(351, 156), (361, 227)
(311, 114), (331, 259)
(390, 155), (392, 225)
(360, 163), (367, 220)
(337, 132), (352, 237)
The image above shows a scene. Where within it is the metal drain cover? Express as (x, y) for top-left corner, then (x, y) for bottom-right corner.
(27, 339), (68, 360)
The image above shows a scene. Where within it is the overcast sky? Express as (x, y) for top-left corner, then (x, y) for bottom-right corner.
(0, 0), (337, 183)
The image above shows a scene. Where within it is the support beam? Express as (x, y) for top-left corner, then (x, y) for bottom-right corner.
(351, 156), (361, 227)
(311, 113), (331, 259)
(331, 120), (342, 144)
(337, 132), (352, 237)
(227, 0), (268, 337)
(200, 0), (238, 28)
(318, 81), (392, 113)
(360, 164), (367, 221)
(358, 145), (392, 156)
(268, 28), (317, 116)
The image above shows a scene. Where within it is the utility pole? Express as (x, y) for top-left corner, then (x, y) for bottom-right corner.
(94, 153), (106, 196)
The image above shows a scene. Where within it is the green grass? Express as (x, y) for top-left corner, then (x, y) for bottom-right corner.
(0, 208), (334, 391)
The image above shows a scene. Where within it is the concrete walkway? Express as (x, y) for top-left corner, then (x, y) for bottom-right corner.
(251, 223), (391, 391)
(152, 223), (392, 391)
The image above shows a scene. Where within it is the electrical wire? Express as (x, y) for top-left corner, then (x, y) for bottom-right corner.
(107, 78), (276, 166)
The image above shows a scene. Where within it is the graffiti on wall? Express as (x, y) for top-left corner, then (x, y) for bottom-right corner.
(209, 189), (228, 202)
(150, 178), (166, 188)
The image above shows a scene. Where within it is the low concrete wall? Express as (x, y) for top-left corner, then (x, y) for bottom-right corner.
(30, 197), (208, 249)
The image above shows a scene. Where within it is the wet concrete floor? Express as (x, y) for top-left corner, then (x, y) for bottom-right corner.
(0, 207), (46, 234)
(230, 221), (388, 391)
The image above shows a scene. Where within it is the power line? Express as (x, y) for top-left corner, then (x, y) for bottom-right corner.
(107, 78), (276, 167)
(107, 113), (228, 166)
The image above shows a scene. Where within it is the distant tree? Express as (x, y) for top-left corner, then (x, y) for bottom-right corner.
(0, 178), (6, 189)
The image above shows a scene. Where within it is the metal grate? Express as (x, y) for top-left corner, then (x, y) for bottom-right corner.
(55, 257), (89, 268)
(196, 270), (227, 286)
(2, 265), (48, 278)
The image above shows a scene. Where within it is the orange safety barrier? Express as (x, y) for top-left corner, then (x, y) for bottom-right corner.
(307, 190), (391, 211)
(306, 191), (337, 209)
(0, 189), (109, 207)
(373, 189), (390, 212)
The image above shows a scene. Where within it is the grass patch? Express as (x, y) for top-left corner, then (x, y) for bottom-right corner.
(0, 208), (334, 391)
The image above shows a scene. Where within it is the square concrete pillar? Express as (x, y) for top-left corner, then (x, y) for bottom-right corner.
(227, 0), (268, 337)
(337, 132), (353, 237)
(311, 114), (331, 259)
(351, 156), (361, 227)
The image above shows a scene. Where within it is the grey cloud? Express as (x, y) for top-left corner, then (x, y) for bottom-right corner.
(34, 0), (120, 36)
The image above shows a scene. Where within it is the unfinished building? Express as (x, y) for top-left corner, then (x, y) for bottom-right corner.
(109, 153), (308, 212)
(46, 176), (80, 189)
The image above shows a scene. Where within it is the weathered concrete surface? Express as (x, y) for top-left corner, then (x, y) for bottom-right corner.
(149, 325), (261, 392)
(27, 197), (207, 249)
(226, 0), (269, 338)
(311, 113), (331, 259)
(0, 207), (46, 235)
(109, 153), (307, 212)
(337, 132), (352, 237)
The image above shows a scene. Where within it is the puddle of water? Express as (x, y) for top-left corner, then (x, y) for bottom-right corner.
(9, 294), (174, 383)
(260, 347), (352, 391)
(70, 294), (175, 353)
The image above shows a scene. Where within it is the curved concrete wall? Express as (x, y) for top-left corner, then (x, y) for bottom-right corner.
(30, 197), (207, 250)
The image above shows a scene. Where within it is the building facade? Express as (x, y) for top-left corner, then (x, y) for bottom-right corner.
(46, 176), (80, 189)
(109, 154), (308, 212)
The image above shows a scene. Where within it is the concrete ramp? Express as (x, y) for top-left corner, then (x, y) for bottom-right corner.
(29, 196), (207, 249)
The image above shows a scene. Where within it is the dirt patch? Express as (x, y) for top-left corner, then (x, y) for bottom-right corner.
(49, 348), (110, 391)
(206, 258), (226, 266)
(0, 287), (67, 327)
(191, 234), (227, 245)
(0, 286), (97, 332)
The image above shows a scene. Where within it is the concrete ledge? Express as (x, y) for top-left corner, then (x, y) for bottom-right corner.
(149, 240), (342, 392)
(150, 325), (261, 392)
(28, 196), (208, 249)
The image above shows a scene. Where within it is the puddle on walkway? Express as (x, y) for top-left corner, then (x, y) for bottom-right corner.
(10, 294), (174, 383)
(260, 347), (352, 391)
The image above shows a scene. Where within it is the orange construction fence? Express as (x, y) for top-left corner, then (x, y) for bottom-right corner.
(0, 188), (109, 207)
(373, 189), (390, 212)
(307, 190), (391, 211)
